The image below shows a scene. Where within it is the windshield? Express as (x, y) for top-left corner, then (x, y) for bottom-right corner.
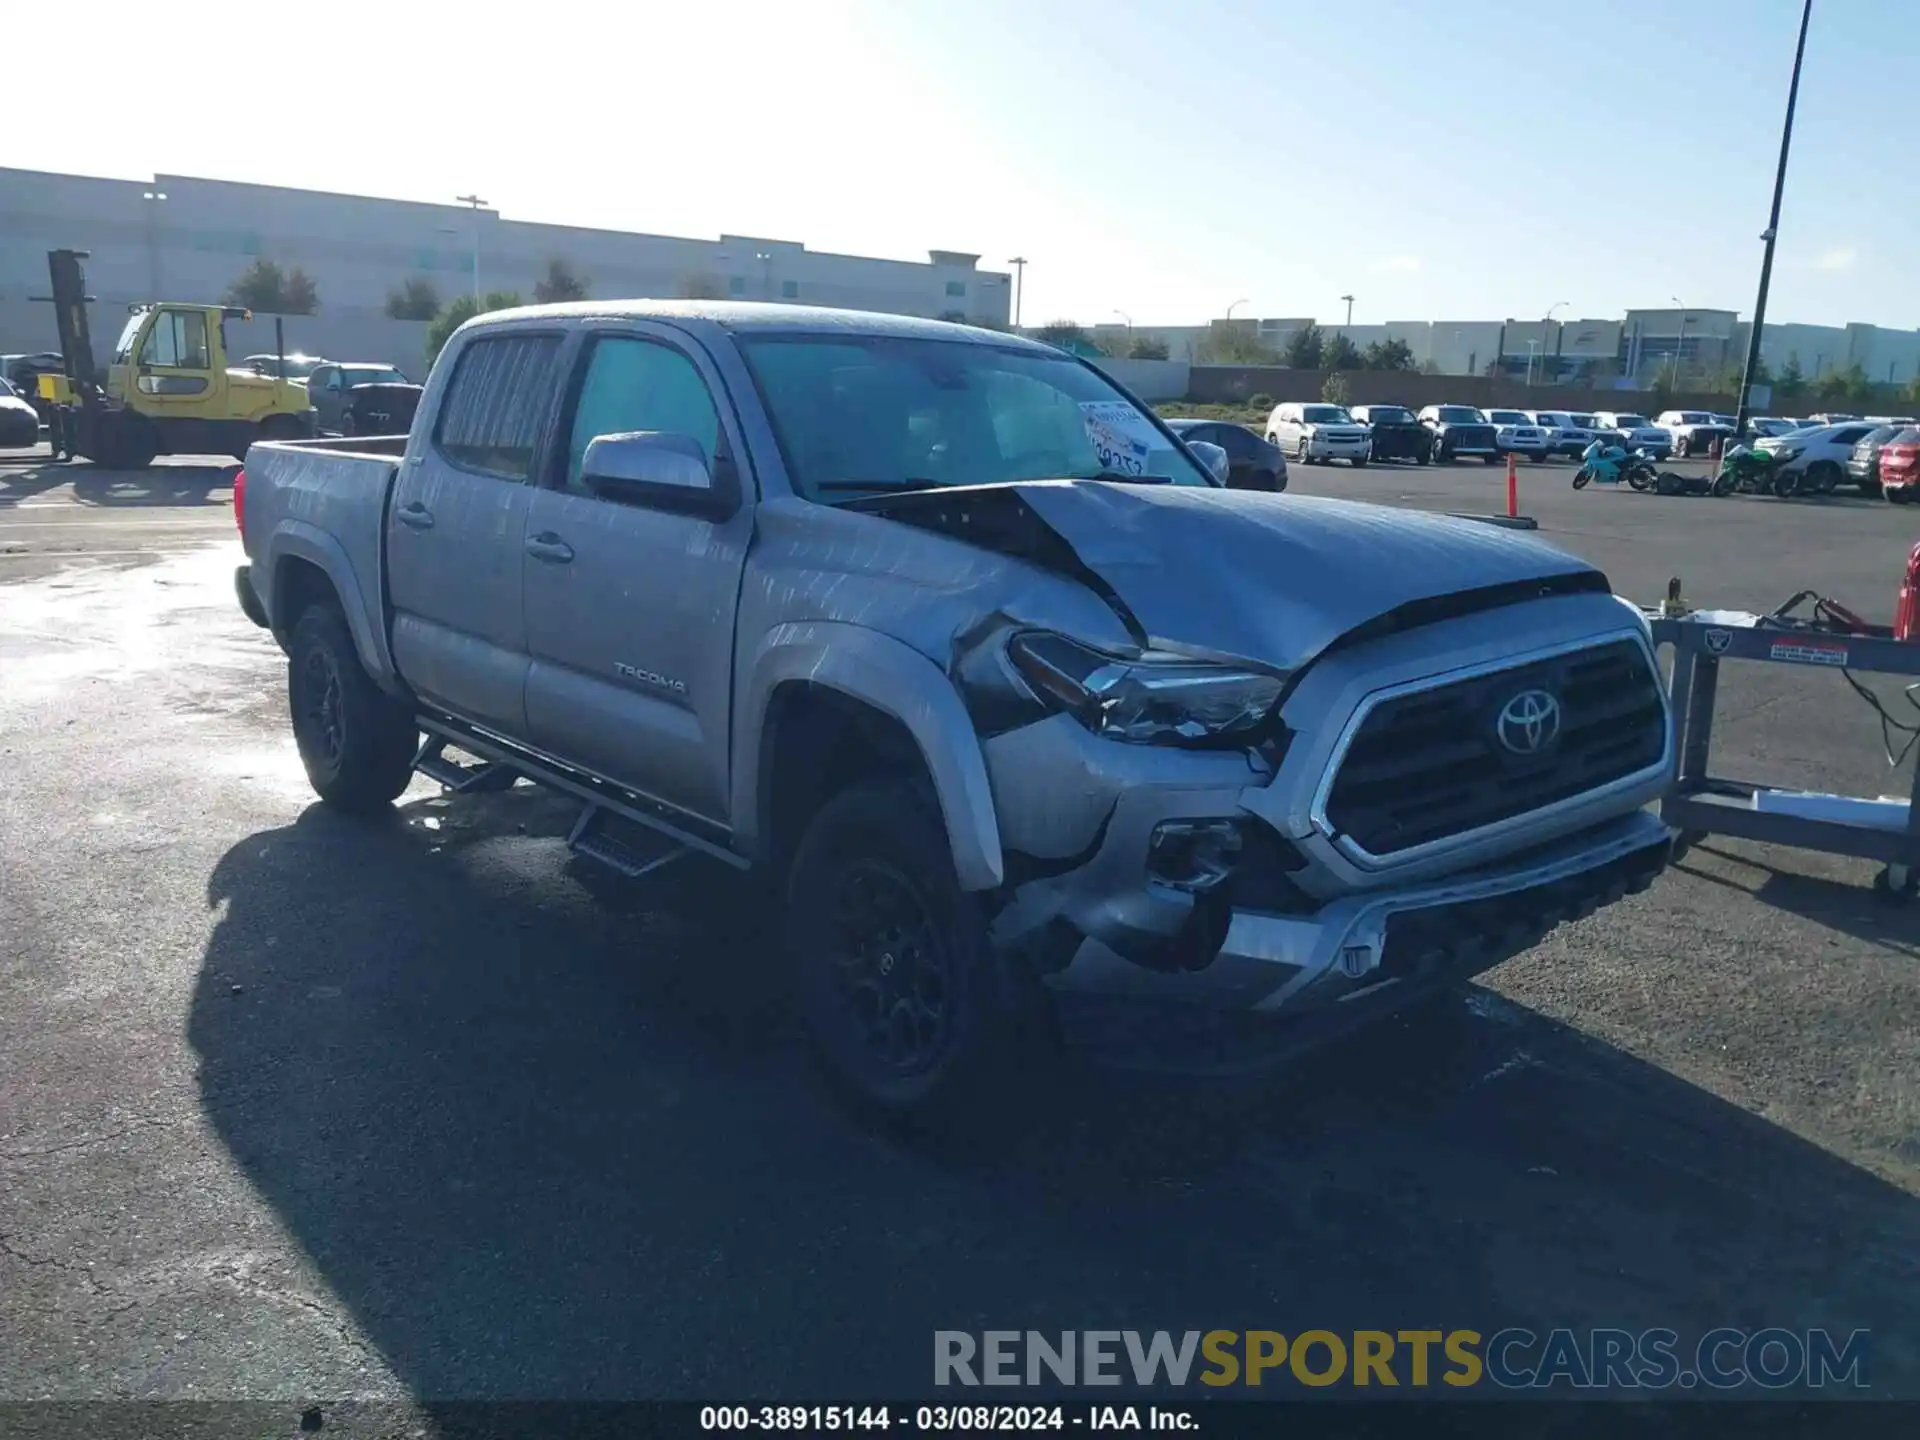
(1615, 415), (1651, 428)
(340, 365), (406, 386)
(1435, 406), (1483, 423)
(1366, 406), (1415, 423)
(1487, 411), (1528, 424)
(113, 314), (144, 363)
(1302, 405), (1352, 423)
(739, 335), (1214, 499)
(1570, 414), (1597, 427)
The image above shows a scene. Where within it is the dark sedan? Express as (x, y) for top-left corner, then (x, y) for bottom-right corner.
(1847, 425), (1905, 495)
(1163, 418), (1289, 491)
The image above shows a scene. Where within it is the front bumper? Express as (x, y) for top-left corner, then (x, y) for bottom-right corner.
(1048, 811), (1672, 1073)
(1305, 434), (1370, 460)
(1497, 435), (1550, 455)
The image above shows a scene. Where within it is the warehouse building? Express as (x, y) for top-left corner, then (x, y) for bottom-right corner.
(0, 167), (1013, 371)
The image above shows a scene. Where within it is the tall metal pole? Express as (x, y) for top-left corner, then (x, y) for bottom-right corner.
(1734, 0), (1813, 434)
(1007, 257), (1027, 329)
(1340, 294), (1354, 332)
(456, 194), (487, 303)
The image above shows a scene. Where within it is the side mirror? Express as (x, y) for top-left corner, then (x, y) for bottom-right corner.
(1188, 439), (1230, 483)
(581, 430), (732, 516)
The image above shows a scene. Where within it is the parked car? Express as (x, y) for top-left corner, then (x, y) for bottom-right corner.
(1753, 421), (1878, 493)
(1162, 418), (1288, 491)
(0, 376), (39, 448)
(1589, 412), (1673, 460)
(1524, 410), (1596, 458)
(1417, 404), (1500, 464)
(1483, 408), (1552, 460)
(1748, 417), (1801, 438)
(1347, 404), (1429, 464)
(1846, 425), (1906, 495)
(308, 362), (414, 435)
(1265, 401), (1371, 466)
(1, 351), (65, 426)
(1878, 428), (1920, 503)
(243, 352), (327, 382)
(1656, 409), (1735, 459)
(231, 301), (1675, 1121)
(1806, 413), (1863, 424)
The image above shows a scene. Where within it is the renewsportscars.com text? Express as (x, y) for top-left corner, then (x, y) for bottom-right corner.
(934, 1328), (1869, 1391)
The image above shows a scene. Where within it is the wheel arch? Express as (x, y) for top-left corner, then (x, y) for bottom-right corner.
(264, 521), (401, 693)
(737, 624), (1004, 892)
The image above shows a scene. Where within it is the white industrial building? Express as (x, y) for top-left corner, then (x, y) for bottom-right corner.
(0, 167), (1013, 371)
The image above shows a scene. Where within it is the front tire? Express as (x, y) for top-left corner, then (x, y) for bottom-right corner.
(1351, 454), (1369, 469)
(288, 604), (418, 813)
(786, 780), (1019, 1124)
(1572, 466), (1592, 490)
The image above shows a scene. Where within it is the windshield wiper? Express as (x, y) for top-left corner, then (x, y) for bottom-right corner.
(1081, 471), (1173, 485)
(814, 479), (941, 493)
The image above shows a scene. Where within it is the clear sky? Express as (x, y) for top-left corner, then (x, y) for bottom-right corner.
(16, 0), (1908, 329)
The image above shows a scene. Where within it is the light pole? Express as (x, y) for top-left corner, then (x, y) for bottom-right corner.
(1734, 0), (1813, 435)
(1112, 309), (1132, 334)
(756, 250), (773, 300)
(1672, 297), (1691, 391)
(1226, 297), (1250, 324)
(1339, 294), (1354, 332)
(1544, 300), (1567, 384)
(1007, 257), (1027, 329)
(455, 193), (487, 302)
(1525, 340), (1541, 387)
(141, 189), (168, 297)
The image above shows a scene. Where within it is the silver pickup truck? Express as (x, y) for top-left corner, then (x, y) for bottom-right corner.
(233, 301), (1675, 1120)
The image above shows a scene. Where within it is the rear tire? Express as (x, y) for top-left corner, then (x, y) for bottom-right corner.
(785, 780), (1023, 1127)
(287, 604), (418, 813)
(1808, 460), (1843, 495)
(1480, 453), (1499, 465)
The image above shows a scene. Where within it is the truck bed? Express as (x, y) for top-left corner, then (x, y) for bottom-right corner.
(240, 437), (405, 681)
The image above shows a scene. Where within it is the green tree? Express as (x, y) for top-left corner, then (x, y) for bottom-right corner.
(384, 276), (441, 321)
(426, 291), (524, 366)
(533, 257), (590, 304)
(1279, 322), (1324, 369)
(1320, 371), (1352, 406)
(1905, 373), (1920, 409)
(226, 258), (320, 315)
(1126, 333), (1170, 360)
(1035, 320), (1092, 351)
(1813, 362), (1872, 409)
(1194, 326), (1276, 364)
(1322, 333), (1362, 371)
(1362, 338), (1416, 372)
(1776, 353), (1807, 402)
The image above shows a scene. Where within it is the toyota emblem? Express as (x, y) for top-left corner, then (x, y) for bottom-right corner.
(1496, 689), (1561, 755)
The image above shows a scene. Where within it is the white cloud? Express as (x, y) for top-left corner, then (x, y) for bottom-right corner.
(1370, 255), (1422, 273)
(1813, 246), (1857, 271)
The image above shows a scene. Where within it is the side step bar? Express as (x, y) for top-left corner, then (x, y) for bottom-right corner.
(412, 716), (750, 873)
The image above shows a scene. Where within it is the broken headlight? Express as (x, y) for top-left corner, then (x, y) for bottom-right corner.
(1007, 631), (1284, 746)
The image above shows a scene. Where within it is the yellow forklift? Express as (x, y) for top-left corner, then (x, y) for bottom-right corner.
(36, 249), (317, 468)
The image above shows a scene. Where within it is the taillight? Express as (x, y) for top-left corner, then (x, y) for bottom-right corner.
(233, 466), (246, 541)
(1896, 541), (1920, 644)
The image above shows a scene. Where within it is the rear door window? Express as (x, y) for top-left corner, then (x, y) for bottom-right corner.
(434, 333), (565, 482)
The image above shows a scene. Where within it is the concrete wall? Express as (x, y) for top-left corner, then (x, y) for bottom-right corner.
(1086, 357), (1190, 402)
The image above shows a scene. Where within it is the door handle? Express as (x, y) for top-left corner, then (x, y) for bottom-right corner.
(395, 502), (434, 530)
(525, 532), (574, 563)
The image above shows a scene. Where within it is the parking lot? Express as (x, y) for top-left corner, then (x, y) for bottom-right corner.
(3, 450), (1920, 1407)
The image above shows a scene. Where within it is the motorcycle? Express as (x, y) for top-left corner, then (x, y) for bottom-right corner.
(1715, 442), (1794, 497)
(1572, 440), (1659, 491)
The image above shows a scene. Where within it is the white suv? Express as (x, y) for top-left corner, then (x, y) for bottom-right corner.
(1483, 408), (1552, 460)
(1266, 401), (1372, 466)
(1656, 410), (1734, 459)
(1591, 412), (1674, 459)
(1526, 410), (1597, 458)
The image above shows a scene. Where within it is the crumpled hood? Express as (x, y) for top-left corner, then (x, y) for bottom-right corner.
(1008, 480), (1599, 669)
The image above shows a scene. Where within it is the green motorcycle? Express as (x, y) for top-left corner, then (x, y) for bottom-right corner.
(1715, 443), (1795, 497)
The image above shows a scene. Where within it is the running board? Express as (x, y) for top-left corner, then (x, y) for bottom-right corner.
(412, 737), (517, 793)
(415, 715), (749, 872)
(567, 804), (692, 881)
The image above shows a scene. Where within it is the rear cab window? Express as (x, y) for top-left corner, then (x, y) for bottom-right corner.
(434, 332), (565, 482)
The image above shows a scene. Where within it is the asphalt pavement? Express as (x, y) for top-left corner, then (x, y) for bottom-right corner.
(3, 449), (1920, 1413)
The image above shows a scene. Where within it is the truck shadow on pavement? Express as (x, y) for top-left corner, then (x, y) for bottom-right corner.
(70, 464), (235, 506)
(0, 467), (68, 507)
(187, 792), (1920, 1400)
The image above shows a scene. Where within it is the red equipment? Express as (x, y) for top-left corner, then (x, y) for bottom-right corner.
(1896, 540), (1920, 643)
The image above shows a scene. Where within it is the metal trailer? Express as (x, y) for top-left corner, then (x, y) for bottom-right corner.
(1652, 603), (1920, 898)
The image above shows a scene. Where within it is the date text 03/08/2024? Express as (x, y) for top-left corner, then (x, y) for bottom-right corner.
(699, 1406), (1190, 1432)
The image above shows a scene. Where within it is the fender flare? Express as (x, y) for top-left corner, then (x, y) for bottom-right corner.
(264, 519), (399, 691)
(735, 622), (1004, 892)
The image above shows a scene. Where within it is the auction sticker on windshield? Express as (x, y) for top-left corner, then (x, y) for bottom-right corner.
(1081, 401), (1161, 476)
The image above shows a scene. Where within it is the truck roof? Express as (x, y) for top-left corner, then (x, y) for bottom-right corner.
(461, 299), (1050, 351)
